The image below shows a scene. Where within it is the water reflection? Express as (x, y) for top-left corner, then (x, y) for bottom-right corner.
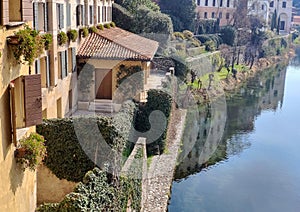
(174, 62), (287, 180)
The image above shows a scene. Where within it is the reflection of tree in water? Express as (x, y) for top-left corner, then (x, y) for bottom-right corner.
(174, 63), (287, 180)
(290, 47), (300, 67)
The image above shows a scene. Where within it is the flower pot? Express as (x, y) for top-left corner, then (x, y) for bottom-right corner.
(15, 147), (27, 158)
(7, 35), (20, 45)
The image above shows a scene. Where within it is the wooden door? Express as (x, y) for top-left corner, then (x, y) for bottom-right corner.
(96, 69), (112, 99)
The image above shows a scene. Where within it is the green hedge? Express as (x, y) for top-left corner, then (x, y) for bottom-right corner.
(134, 89), (172, 155)
(37, 101), (136, 182)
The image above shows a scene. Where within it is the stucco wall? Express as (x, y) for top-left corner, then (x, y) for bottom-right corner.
(37, 165), (77, 205)
(0, 25), (37, 212)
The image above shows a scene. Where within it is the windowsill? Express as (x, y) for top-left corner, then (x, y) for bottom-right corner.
(6, 22), (25, 28)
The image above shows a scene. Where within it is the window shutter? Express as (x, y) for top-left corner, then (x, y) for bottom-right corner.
(61, 52), (66, 78)
(46, 55), (50, 87)
(65, 50), (68, 76)
(67, 3), (71, 27)
(44, 2), (48, 31)
(22, 0), (33, 22)
(60, 4), (64, 29)
(23, 74), (42, 127)
(33, 2), (38, 30)
(82, 5), (85, 25)
(1, 0), (9, 25)
(72, 47), (76, 72)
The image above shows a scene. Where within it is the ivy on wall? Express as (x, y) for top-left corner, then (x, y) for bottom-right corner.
(36, 101), (136, 182)
(134, 89), (172, 155)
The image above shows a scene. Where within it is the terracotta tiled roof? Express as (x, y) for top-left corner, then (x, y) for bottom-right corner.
(77, 27), (159, 61)
(293, 16), (300, 24)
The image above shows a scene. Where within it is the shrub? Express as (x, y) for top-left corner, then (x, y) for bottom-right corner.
(67, 29), (78, 42)
(173, 32), (185, 40)
(220, 26), (236, 46)
(57, 31), (68, 46)
(183, 30), (194, 39)
(134, 89), (172, 155)
(204, 40), (216, 51)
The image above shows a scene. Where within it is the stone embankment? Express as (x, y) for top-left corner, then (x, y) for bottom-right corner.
(142, 108), (187, 212)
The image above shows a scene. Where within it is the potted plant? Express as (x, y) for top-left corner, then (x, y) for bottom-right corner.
(67, 29), (78, 42)
(9, 25), (45, 73)
(97, 24), (104, 30)
(80, 27), (89, 38)
(57, 31), (68, 46)
(110, 22), (116, 28)
(89, 26), (97, 33)
(104, 23), (111, 29)
(15, 132), (47, 171)
(42, 33), (53, 50)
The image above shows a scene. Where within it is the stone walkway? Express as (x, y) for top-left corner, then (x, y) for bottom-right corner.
(143, 109), (187, 212)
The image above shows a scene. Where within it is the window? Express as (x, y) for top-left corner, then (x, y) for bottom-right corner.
(40, 56), (50, 88)
(280, 21), (285, 30)
(204, 12), (207, 18)
(33, 2), (48, 31)
(89, 5), (93, 25)
(68, 47), (76, 73)
(57, 3), (64, 29)
(212, 12), (215, 18)
(270, 1), (274, 7)
(98, 6), (101, 23)
(220, 0), (223, 7)
(35, 59), (40, 74)
(205, 0), (208, 6)
(58, 51), (68, 79)
(219, 12), (222, 19)
(69, 90), (73, 110)
(227, 0), (230, 7)
(282, 2), (286, 8)
(102, 6), (106, 22)
(226, 13), (230, 19)
(107, 6), (112, 22)
(67, 3), (71, 27)
(213, 0), (216, 6)
(197, 0), (200, 6)
(76, 5), (84, 26)
(261, 5), (264, 10)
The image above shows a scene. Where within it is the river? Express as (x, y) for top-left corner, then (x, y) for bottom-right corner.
(168, 53), (300, 212)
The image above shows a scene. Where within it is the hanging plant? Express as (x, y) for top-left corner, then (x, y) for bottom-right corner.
(97, 24), (104, 30)
(67, 29), (78, 42)
(104, 23), (111, 29)
(15, 132), (47, 171)
(89, 26), (97, 33)
(9, 25), (45, 72)
(110, 22), (116, 28)
(42, 33), (53, 50)
(57, 31), (68, 46)
(80, 27), (89, 38)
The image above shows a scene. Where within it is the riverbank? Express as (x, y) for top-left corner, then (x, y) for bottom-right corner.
(143, 108), (187, 212)
(192, 50), (293, 102)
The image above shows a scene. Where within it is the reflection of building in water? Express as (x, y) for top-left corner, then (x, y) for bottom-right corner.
(174, 64), (287, 180)
(259, 66), (287, 111)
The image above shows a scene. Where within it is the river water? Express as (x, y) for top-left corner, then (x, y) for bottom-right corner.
(168, 54), (300, 212)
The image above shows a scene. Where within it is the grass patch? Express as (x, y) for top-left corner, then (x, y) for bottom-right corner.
(147, 156), (153, 168)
